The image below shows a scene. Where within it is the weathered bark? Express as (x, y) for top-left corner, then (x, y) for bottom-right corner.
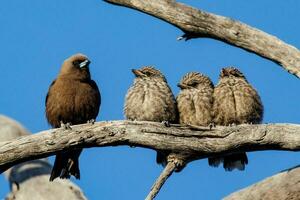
(145, 153), (185, 200)
(224, 165), (300, 200)
(0, 120), (299, 173)
(0, 115), (87, 200)
(104, 0), (300, 78)
(146, 161), (176, 200)
(1, 119), (300, 199)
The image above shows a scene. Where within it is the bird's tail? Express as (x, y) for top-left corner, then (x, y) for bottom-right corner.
(208, 157), (223, 168)
(156, 151), (168, 167)
(49, 153), (66, 181)
(49, 149), (82, 181)
(223, 153), (248, 171)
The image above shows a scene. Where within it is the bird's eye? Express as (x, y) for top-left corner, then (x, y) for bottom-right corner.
(144, 71), (152, 76)
(72, 60), (82, 67)
(189, 81), (198, 87)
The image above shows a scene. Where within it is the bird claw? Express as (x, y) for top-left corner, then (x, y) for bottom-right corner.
(177, 35), (185, 41)
(177, 32), (197, 41)
(162, 121), (170, 127)
(229, 123), (237, 127)
(87, 119), (95, 125)
(60, 121), (72, 130)
(209, 122), (215, 130)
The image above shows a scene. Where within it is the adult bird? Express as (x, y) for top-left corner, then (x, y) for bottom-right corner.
(46, 53), (101, 181)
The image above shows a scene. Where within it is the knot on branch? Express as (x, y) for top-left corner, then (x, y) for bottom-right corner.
(167, 153), (186, 172)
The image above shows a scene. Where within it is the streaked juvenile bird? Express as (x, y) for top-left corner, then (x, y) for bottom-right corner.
(211, 67), (263, 171)
(176, 72), (214, 170)
(124, 66), (178, 166)
(46, 53), (101, 181)
(176, 72), (214, 126)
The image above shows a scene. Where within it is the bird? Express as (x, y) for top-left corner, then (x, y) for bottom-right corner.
(124, 66), (178, 166)
(176, 72), (214, 127)
(46, 53), (101, 181)
(210, 67), (263, 171)
(176, 72), (214, 170)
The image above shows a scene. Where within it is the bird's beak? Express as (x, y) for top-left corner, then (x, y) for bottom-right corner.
(177, 83), (187, 89)
(132, 69), (143, 77)
(80, 60), (91, 68)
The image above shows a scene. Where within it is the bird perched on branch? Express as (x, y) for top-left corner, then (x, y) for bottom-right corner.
(124, 66), (178, 166)
(210, 67), (263, 171)
(176, 72), (214, 170)
(177, 72), (214, 126)
(46, 53), (101, 181)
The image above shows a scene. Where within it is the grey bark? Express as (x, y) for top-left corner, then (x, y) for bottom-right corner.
(0, 120), (299, 172)
(104, 0), (300, 78)
(145, 153), (185, 200)
(145, 161), (175, 200)
(224, 165), (300, 200)
(1, 119), (300, 199)
(0, 115), (87, 200)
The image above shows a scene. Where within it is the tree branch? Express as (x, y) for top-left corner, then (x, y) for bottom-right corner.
(145, 153), (185, 200)
(104, 0), (300, 78)
(145, 161), (176, 200)
(1, 120), (300, 173)
(224, 165), (300, 200)
(0, 115), (87, 200)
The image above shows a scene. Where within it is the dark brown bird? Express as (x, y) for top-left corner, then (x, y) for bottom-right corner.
(46, 53), (101, 181)
(176, 72), (214, 126)
(124, 66), (178, 166)
(210, 67), (263, 171)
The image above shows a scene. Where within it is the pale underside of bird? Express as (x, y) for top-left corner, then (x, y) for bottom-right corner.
(124, 66), (178, 166)
(210, 67), (263, 171)
(177, 72), (214, 127)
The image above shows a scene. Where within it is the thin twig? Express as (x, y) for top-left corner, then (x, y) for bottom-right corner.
(145, 161), (176, 200)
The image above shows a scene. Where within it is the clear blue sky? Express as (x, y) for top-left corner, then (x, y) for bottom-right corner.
(1, 0), (299, 199)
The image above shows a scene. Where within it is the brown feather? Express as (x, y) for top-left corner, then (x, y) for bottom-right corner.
(177, 72), (214, 171)
(46, 53), (100, 181)
(124, 66), (178, 167)
(211, 67), (263, 171)
(177, 72), (214, 126)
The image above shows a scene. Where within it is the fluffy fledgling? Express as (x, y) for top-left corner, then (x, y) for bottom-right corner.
(46, 53), (101, 181)
(124, 66), (178, 165)
(177, 72), (214, 126)
(210, 67), (263, 171)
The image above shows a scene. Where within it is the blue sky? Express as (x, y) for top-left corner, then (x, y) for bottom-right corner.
(0, 0), (299, 199)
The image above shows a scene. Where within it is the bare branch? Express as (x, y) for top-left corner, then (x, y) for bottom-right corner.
(145, 153), (186, 200)
(0, 115), (87, 200)
(0, 120), (300, 173)
(145, 161), (176, 200)
(104, 0), (300, 78)
(224, 165), (300, 200)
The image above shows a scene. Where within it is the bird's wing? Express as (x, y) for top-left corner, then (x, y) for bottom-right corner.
(45, 79), (56, 106)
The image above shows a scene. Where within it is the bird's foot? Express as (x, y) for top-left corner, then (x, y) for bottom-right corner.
(177, 32), (198, 41)
(87, 119), (95, 125)
(60, 121), (72, 130)
(229, 123), (237, 127)
(162, 121), (170, 127)
(209, 122), (215, 130)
